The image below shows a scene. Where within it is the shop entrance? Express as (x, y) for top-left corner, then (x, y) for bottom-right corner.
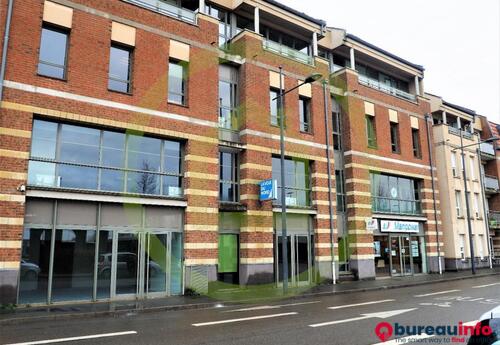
(275, 234), (313, 286)
(374, 234), (426, 277)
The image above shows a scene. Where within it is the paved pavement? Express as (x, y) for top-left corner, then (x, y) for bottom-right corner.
(1, 274), (500, 345)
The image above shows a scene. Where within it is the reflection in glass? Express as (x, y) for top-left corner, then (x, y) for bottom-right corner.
(28, 161), (56, 187)
(127, 172), (160, 195)
(51, 230), (95, 302)
(116, 233), (139, 295)
(31, 120), (57, 159)
(100, 169), (124, 192)
(162, 175), (182, 197)
(147, 233), (167, 294)
(102, 131), (125, 168)
(38, 27), (68, 79)
(170, 232), (183, 295)
(296, 236), (309, 283)
(19, 229), (52, 304)
(168, 61), (186, 104)
(96, 231), (113, 299)
(108, 46), (131, 93)
(60, 124), (100, 165)
(58, 164), (98, 190)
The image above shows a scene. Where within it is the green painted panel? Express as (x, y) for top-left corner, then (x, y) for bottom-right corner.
(218, 234), (238, 273)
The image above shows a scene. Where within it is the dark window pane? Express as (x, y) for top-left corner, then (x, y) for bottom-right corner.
(19, 228), (52, 304)
(96, 230), (113, 299)
(38, 27), (67, 79)
(51, 229), (95, 302)
(58, 164), (98, 190)
(60, 124), (100, 165)
(31, 120), (58, 159)
(108, 46), (131, 93)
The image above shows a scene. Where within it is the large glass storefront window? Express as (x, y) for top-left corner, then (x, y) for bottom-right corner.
(19, 199), (184, 304)
(27, 120), (183, 197)
(370, 173), (422, 215)
(272, 157), (311, 207)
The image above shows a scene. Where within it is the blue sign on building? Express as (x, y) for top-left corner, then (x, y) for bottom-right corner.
(259, 179), (277, 201)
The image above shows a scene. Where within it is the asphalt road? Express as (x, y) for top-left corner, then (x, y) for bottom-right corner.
(2, 275), (500, 345)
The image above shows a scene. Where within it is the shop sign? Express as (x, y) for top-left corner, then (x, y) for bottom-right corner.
(365, 218), (378, 232)
(380, 220), (419, 233)
(259, 179), (278, 201)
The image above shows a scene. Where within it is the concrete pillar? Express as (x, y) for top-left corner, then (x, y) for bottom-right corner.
(254, 7), (260, 34)
(349, 47), (356, 70)
(442, 111), (447, 124)
(230, 13), (237, 37)
(414, 76), (420, 96)
(312, 32), (318, 57)
(457, 116), (462, 130)
(198, 0), (205, 13)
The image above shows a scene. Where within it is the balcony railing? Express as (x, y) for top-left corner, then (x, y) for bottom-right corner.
(485, 175), (500, 192)
(372, 196), (422, 216)
(358, 75), (416, 101)
(480, 142), (495, 157)
(123, 0), (196, 23)
(448, 126), (474, 140)
(263, 39), (314, 65)
(273, 187), (311, 208)
(490, 211), (500, 229)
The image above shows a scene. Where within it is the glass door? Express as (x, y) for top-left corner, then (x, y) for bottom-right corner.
(390, 236), (402, 276)
(401, 236), (412, 276)
(295, 235), (310, 285)
(145, 232), (168, 296)
(275, 234), (312, 286)
(113, 231), (141, 298)
(276, 235), (292, 284)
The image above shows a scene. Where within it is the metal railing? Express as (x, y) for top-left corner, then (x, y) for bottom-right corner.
(372, 196), (422, 215)
(447, 126), (474, 140)
(485, 175), (500, 191)
(358, 75), (416, 101)
(123, 0), (196, 24)
(480, 142), (495, 156)
(489, 211), (500, 228)
(263, 39), (314, 65)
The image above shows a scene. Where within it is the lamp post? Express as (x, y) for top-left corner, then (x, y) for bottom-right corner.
(274, 67), (322, 294)
(457, 131), (498, 275)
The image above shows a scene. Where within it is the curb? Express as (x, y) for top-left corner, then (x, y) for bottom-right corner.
(2, 271), (499, 326)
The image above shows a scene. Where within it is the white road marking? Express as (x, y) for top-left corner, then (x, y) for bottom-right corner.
(192, 312), (298, 326)
(472, 282), (500, 288)
(5, 331), (137, 345)
(328, 299), (395, 310)
(414, 289), (461, 297)
(309, 308), (417, 328)
(371, 320), (478, 345)
(225, 301), (320, 313)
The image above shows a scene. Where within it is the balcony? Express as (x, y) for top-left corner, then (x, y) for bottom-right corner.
(123, 0), (197, 24)
(358, 75), (416, 101)
(263, 39), (314, 65)
(372, 196), (422, 216)
(490, 212), (500, 229)
(485, 175), (500, 194)
(447, 126), (474, 140)
(480, 142), (496, 160)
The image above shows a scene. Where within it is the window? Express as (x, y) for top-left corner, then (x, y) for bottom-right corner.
(459, 234), (466, 260)
(332, 101), (342, 150)
(469, 156), (475, 180)
(27, 119), (183, 197)
(38, 25), (69, 79)
(270, 88), (282, 126)
(370, 173), (421, 215)
(299, 97), (311, 132)
(205, 4), (232, 47)
(390, 122), (400, 153)
(168, 60), (188, 105)
(272, 157), (311, 207)
(477, 234), (484, 260)
(108, 45), (132, 93)
(455, 191), (462, 217)
(219, 65), (239, 130)
(474, 193), (481, 218)
(466, 192), (472, 218)
(366, 115), (377, 148)
(335, 170), (346, 213)
(451, 152), (458, 177)
(219, 151), (239, 202)
(412, 128), (421, 158)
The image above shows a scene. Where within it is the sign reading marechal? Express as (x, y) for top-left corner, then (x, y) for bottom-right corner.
(259, 179), (278, 201)
(380, 220), (419, 233)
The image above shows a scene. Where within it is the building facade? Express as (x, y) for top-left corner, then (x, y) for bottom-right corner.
(317, 28), (443, 280)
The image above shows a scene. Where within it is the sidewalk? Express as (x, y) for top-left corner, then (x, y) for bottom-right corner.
(2, 268), (499, 325)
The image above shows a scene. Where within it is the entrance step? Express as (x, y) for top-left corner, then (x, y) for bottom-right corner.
(338, 272), (356, 282)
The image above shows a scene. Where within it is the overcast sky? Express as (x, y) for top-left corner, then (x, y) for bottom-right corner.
(284, 0), (500, 122)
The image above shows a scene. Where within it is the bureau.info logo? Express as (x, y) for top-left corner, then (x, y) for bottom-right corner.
(374, 321), (493, 343)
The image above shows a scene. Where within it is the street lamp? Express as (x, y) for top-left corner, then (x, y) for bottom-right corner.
(455, 131), (498, 275)
(273, 67), (322, 294)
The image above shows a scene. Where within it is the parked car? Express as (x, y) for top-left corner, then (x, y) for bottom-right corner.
(20, 259), (41, 281)
(468, 306), (500, 345)
(98, 252), (162, 279)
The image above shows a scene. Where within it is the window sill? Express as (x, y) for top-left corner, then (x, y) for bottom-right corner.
(368, 145), (378, 149)
(168, 101), (189, 108)
(108, 88), (133, 96)
(457, 216), (465, 219)
(37, 73), (67, 82)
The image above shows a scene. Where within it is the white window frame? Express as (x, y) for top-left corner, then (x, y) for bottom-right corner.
(459, 234), (466, 260)
(469, 156), (475, 180)
(455, 190), (462, 217)
(451, 152), (457, 177)
(478, 234), (484, 260)
(474, 193), (481, 219)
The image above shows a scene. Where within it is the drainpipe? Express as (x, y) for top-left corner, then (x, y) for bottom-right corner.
(424, 114), (443, 275)
(0, 0), (14, 102)
(323, 80), (337, 285)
